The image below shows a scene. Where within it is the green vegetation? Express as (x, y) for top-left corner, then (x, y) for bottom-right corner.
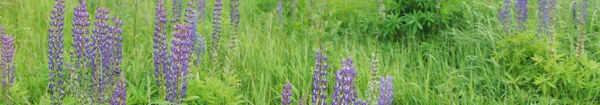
(0, 0), (599, 104)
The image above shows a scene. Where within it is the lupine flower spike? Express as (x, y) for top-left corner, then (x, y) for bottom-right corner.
(515, 0), (528, 32)
(1, 34), (15, 89)
(498, 0), (511, 36)
(48, 0), (66, 104)
(87, 8), (110, 103)
(195, 0), (207, 65)
(332, 58), (358, 105)
(547, 0), (557, 57)
(575, 0), (589, 58)
(211, 0), (223, 71)
(166, 23), (193, 104)
(172, 0), (183, 23)
(181, 2), (197, 99)
(281, 82), (292, 105)
(378, 76), (394, 105)
(110, 77), (126, 105)
(226, 0), (240, 74)
(366, 53), (380, 105)
(154, 0), (170, 87)
(72, 0), (91, 68)
(537, 0), (549, 39)
(311, 47), (328, 105)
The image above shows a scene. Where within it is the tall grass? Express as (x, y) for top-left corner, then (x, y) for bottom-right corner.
(0, 0), (598, 104)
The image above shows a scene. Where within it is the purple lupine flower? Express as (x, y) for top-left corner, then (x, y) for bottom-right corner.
(211, 0), (223, 66)
(332, 58), (358, 105)
(172, 0), (183, 23)
(108, 17), (124, 84)
(230, 0), (240, 52)
(1, 35), (14, 88)
(48, 0), (66, 103)
(281, 82), (292, 105)
(537, 0), (549, 39)
(72, 0), (91, 68)
(154, 0), (170, 86)
(311, 47), (328, 105)
(575, 0), (589, 58)
(378, 76), (394, 105)
(166, 24), (193, 103)
(195, 0), (207, 65)
(87, 8), (111, 104)
(181, 2), (197, 99)
(498, 0), (511, 36)
(515, 0), (528, 32)
(110, 77), (126, 105)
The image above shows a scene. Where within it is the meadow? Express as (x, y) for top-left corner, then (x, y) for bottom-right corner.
(0, 0), (600, 104)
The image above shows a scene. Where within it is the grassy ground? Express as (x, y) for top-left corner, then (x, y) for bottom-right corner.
(0, 0), (599, 104)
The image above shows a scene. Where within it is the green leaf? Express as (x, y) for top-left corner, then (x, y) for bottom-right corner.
(183, 96), (201, 102)
(151, 101), (174, 105)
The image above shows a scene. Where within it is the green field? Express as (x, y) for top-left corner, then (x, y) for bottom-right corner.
(1, 0), (600, 104)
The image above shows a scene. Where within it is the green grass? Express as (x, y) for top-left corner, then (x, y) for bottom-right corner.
(0, 0), (599, 104)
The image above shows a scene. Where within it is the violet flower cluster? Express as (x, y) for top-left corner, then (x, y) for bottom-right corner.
(575, 0), (589, 58)
(110, 77), (126, 105)
(515, 0), (528, 32)
(281, 82), (292, 105)
(332, 58), (358, 105)
(166, 23), (193, 104)
(1, 32), (15, 89)
(72, 0), (91, 68)
(378, 76), (394, 105)
(311, 47), (328, 105)
(181, 2), (196, 99)
(154, 0), (170, 86)
(195, 0), (207, 65)
(537, 0), (550, 39)
(498, 0), (511, 36)
(172, 0), (183, 24)
(48, 0), (66, 103)
(212, 0), (223, 64)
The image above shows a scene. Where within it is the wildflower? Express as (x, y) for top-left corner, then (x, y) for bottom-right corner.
(211, 0), (223, 69)
(575, 0), (589, 58)
(537, 0), (549, 39)
(172, 0), (183, 23)
(1, 34), (14, 88)
(154, 0), (170, 86)
(281, 82), (292, 105)
(498, 0), (511, 36)
(515, 0), (528, 32)
(311, 47), (328, 105)
(332, 58), (358, 105)
(72, 0), (90, 68)
(166, 24), (192, 103)
(110, 77), (126, 105)
(378, 76), (394, 105)
(366, 53), (379, 105)
(195, 0), (207, 65)
(48, 0), (66, 103)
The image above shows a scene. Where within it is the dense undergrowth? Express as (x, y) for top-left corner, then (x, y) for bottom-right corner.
(0, 0), (599, 104)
